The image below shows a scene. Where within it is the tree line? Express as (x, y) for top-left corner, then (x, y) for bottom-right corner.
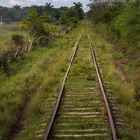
(0, 2), (84, 71)
(0, 2), (84, 24)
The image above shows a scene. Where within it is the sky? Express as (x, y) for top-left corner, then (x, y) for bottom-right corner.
(0, 0), (90, 11)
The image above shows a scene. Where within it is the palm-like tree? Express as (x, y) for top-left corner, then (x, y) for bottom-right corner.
(73, 2), (83, 9)
(13, 5), (21, 10)
(73, 2), (84, 19)
(45, 2), (54, 13)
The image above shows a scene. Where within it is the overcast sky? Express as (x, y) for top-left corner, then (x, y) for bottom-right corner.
(0, 0), (90, 11)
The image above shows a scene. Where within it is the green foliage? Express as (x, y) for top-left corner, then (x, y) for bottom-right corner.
(34, 35), (49, 46)
(73, 2), (84, 20)
(11, 34), (24, 46)
(114, 1), (140, 47)
(89, 0), (140, 102)
(20, 10), (49, 47)
(89, 1), (140, 48)
(40, 12), (51, 23)
(20, 10), (48, 38)
(88, 24), (140, 139)
(0, 23), (26, 57)
(1, 2), (84, 31)
(0, 24), (80, 139)
(59, 7), (78, 27)
(0, 45), (57, 140)
(59, 3), (84, 28)
(45, 2), (54, 13)
(89, 2), (124, 24)
(133, 67), (140, 101)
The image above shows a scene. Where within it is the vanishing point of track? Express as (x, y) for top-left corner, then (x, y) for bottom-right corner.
(44, 33), (117, 140)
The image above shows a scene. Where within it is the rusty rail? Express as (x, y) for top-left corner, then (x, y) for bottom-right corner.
(44, 34), (81, 140)
(88, 34), (117, 140)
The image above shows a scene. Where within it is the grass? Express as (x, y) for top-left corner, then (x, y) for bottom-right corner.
(0, 22), (26, 57)
(0, 21), (82, 140)
(13, 24), (111, 140)
(87, 20), (140, 140)
(93, 19), (140, 101)
(50, 32), (111, 140)
(0, 20), (139, 140)
(0, 42), (63, 140)
(4, 22), (82, 140)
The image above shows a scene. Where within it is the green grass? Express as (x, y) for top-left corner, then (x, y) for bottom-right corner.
(12, 23), (111, 140)
(0, 21), (82, 140)
(0, 20), (139, 140)
(0, 22), (26, 57)
(0, 22), (82, 140)
(87, 20), (140, 140)
(50, 31), (111, 140)
(0, 42), (65, 140)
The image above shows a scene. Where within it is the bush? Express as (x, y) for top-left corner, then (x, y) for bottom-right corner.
(114, 1), (140, 47)
(90, 2), (124, 24)
(89, 0), (140, 102)
(39, 35), (49, 45)
(21, 10), (49, 37)
(11, 34), (24, 46)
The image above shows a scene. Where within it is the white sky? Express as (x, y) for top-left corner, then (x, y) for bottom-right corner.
(0, 0), (90, 11)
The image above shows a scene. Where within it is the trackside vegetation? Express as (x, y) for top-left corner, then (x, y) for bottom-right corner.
(0, 19), (83, 140)
(0, 2), (84, 139)
(88, 0), (140, 101)
(0, 0), (139, 140)
(87, 21), (140, 140)
(0, 2), (84, 71)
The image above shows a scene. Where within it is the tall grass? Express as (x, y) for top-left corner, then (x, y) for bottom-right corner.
(0, 23), (26, 57)
(0, 46), (57, 140)
(0, 21), (82, 140)
(87, 20), (140, 140)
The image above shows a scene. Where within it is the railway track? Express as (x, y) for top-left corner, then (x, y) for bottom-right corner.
(44, 33), (117, 140)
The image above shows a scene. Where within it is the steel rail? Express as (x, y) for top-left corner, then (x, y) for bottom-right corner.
(44, 34), (82, 140)
(88, 34), (117, 140)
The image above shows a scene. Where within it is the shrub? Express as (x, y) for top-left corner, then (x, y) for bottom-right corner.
(11, 34), (24, 46)
(114, 1), (140, 47)
(20, 10), (49, 46)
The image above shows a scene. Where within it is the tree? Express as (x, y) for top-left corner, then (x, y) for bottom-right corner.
(11, 34), (24, 46)
(20, 10), (49, 50)
(58, 3), (84, 28)
(89, 1), (124, 24)
(11, 34), (24, 56)
(114, 0), (140, 46)
(45, 2), (54, 14)
(73, 2), (84, 20)
(13, 5), (21, 11)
